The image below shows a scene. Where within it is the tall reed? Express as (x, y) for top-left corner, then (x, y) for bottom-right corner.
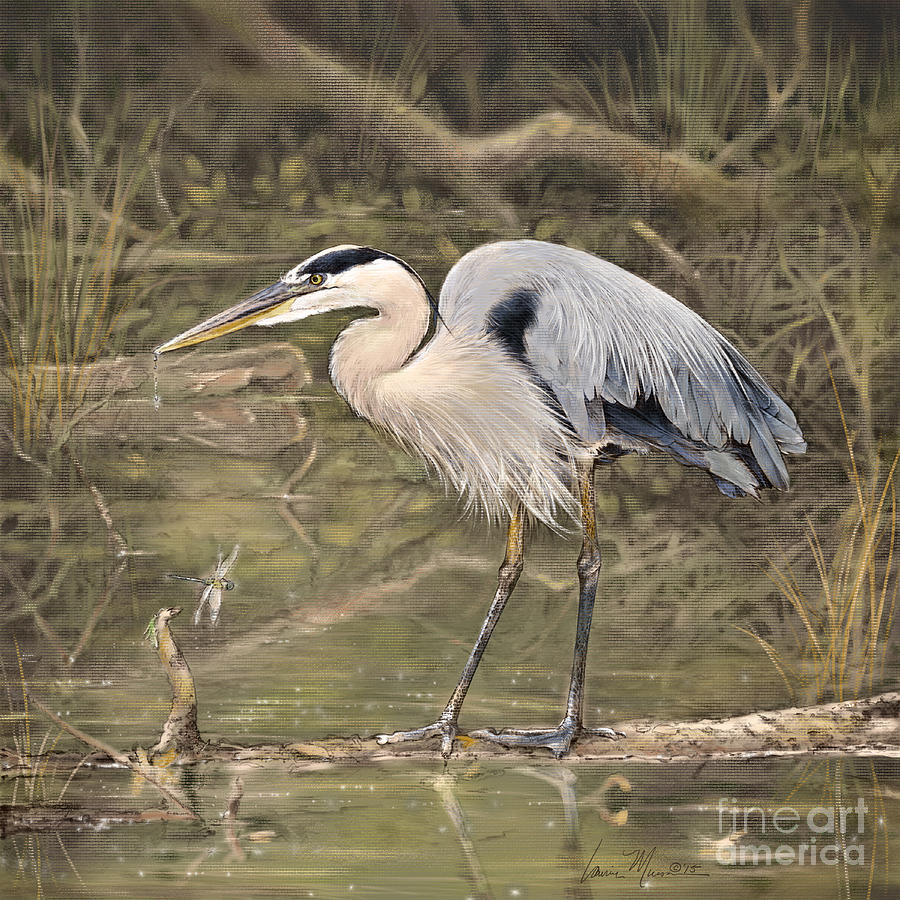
(0, 101), (156, 457)
(739, 372), (898, 704)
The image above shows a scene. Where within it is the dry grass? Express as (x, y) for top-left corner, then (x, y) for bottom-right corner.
(739, 369), (898, 704)
(0, 100), (156, 461)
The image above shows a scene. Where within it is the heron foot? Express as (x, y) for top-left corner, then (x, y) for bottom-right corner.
(375, 718), (458, 758)
(470, 719), (622, 759)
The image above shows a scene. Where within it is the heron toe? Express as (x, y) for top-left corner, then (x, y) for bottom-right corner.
(583, 726), (624, 739)
(375, 720), (459, 757)
(470, 719), (621, 758)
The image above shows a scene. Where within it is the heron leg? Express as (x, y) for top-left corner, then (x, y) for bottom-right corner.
(376, 506), (526, 757)
(471, 459), (620, 758)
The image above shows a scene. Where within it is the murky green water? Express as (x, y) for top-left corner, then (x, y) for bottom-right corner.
(2, 316), (898, 899)
(3, 757), (898, 898)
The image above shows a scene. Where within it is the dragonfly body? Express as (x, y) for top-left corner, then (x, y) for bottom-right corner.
(166, 545), (240, 625)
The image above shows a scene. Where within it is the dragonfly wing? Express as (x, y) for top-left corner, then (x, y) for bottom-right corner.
(195, 584), (213, 625)
(209, 587), (223, 625)
(220, 544), (240, 577)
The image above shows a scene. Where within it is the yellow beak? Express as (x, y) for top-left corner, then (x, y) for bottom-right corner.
(153, 280), (299, 356)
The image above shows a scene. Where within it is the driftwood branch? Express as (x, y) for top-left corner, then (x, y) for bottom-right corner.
(195, 0), (760, 217)
(0, 805), (195, 838)
(7, 692), (898, 776)
(23, 690), (199, 819)
(198, 690), (900, 764)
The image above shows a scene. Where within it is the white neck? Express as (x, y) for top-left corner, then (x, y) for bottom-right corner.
(328, 264), (431, 417)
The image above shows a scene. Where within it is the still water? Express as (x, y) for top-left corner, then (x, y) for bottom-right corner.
(2, 330), (897, 898)
(3, 756), (897, 898)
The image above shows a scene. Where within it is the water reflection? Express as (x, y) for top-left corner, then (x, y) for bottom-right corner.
(513, 766), (598, 899)
(430, 772), (494, 899)
(2, 336), (898, 899)
(1, 757), (895, 899)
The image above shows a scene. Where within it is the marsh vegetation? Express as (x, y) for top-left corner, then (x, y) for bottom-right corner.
(0, 2), (898, 897)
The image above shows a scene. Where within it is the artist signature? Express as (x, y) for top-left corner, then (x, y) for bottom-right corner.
(581, 839), (709, 886)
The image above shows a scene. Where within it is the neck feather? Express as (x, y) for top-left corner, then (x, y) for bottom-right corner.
(333, 327), (582, 530)
(326, 263), (580, 529)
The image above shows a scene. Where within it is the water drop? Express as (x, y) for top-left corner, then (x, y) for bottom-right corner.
(152, 351), (160, 410)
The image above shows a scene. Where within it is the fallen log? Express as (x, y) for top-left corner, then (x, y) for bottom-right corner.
(0, 342), (312, 458)
(5, 691), (898, 776)
(192, 0), (762, 219)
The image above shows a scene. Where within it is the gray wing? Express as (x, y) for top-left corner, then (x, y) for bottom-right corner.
(440, 240), (806, 497)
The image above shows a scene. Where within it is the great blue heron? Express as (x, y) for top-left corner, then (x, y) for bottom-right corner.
(154, 240), (805, 758)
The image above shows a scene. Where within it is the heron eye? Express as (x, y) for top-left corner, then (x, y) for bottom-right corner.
(308, 273), (325, 286)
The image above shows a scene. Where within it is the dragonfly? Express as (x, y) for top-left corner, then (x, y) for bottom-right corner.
(166, 545), (240, 625)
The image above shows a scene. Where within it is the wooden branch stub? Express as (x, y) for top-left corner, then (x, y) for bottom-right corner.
(148, 606), (203, 759)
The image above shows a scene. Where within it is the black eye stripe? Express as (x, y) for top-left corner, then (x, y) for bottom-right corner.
(300, 247), (386, 276)
(291, 245), (447, 331)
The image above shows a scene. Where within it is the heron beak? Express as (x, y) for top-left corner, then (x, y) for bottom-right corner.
(153, 280), (300, 355)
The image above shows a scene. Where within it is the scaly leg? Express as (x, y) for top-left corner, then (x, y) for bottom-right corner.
(376, 505), (526, 757)
(471, 459), (619, 757)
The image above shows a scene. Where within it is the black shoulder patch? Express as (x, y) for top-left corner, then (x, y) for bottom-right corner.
(485, 288), (575, 433)
(485, 288), (539, 360)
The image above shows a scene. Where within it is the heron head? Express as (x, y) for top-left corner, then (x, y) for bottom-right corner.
(153, 245), (434, 355)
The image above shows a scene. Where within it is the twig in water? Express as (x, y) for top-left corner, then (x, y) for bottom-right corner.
(68, 558), (127, 666)
(24, 689), (200, 820)
(62, 446), (128, 556)
(275, 439), (319, 553)
(224, 775), (245, 860)
(0, 563), (68, 663)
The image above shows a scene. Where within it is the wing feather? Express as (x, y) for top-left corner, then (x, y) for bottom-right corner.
(440, 240), (805, 494)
